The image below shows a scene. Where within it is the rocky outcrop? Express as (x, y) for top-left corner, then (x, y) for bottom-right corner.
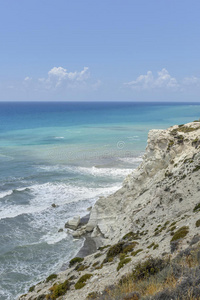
(19, 121), (200, 300)
(87, 122), (200, 244)
(65, 216), (80, 230)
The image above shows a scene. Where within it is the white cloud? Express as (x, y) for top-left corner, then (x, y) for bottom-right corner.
(155, 68), (178, 88)
(24, 76), (32, 81)
(92, 80), (102, 90)
(182, 76), (200, 86)
(125, 68), (178, 90)
(45, 66), (90, 88)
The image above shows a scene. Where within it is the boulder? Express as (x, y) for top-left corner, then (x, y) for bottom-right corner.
(65, 216), (80, 230)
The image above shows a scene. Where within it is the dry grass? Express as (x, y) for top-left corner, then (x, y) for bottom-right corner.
(91, 242), (200, 300)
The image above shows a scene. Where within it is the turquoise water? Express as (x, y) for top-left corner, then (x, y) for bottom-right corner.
(0, 101), (200, 299)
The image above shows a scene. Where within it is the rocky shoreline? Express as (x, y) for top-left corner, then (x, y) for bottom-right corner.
(19, 121), (200, 300)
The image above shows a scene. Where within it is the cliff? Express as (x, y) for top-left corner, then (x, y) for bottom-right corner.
(19, 121), (200, 300)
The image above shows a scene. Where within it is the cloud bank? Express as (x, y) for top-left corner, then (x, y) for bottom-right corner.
(35, 66), (91, 89)
(124, 68), (200, 91)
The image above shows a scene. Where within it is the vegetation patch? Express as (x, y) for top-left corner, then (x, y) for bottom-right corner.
(147, 242), (155, 249)
(75, 274), (93, 290)
(122, 232), (140, 241)
(94, 253), (102, 259)
(170, 226), (189, 242)
(117, 257), (131, 271)
(193, 165), (200, 172)
(28, 285), (35, 292)
(164, 221), (170, 226)
(192, 137), (200, 147)
(95, 264), (103, 270)
(46, 274), (58, 283)
(46, 280), (70, 299)
(170, 225), (177, 232)
(193, 203), (200, 212)
(92, 262), (99, 267)
(184, 158), (194, 164)
(178, 126), (200, 133)
(196, 219), (200, 227)
(123, 242), (138, 254)
(167, 140), (174, 151)
(96, 244), (200, 300)
(69, 257), (84, 267)
(106, 242), (124, 259)
(75, 263), (88, 272)
(86, 292), (100, 299)
(153, 244), (159, 250)
(98, 245), (110, 251)
(132, 257), (166, 280)
(170, 221), (177, 226)
(165, 171), (173, 177)
(131, 249), (143, 256)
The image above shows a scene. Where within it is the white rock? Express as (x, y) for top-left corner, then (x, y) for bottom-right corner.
(65, 216), (80, 230)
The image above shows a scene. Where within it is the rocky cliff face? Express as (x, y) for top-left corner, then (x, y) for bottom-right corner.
(88, 122), (200, 245)
(19, 122), (200, 300)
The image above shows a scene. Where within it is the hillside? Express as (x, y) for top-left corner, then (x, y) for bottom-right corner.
(19, 121), (200, 300)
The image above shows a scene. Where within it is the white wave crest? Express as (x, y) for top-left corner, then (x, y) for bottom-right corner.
(118, 156), (143, 164)
(0, 182), (121, 220)
(37, 165), (133, 178)
(0, 187), (29, 199)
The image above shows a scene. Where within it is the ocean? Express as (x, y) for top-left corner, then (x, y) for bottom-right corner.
(0, 101), (200, 299)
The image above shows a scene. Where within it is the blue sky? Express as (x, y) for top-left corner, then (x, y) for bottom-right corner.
(0, 0), (200, 101)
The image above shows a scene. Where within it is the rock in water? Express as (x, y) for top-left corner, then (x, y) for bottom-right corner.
(65, 216), (80, 230)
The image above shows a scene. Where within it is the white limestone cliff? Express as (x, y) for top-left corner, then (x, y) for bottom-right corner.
(87, 122), (200, 243)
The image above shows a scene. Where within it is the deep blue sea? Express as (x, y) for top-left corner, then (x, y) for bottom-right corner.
(0, 101), (200, 299)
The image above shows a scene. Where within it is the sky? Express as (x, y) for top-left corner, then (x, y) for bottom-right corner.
(0, 0), (200, 102)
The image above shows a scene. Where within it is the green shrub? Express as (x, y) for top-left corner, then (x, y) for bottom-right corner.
(95, 264), (103, 270)
(153, 244), (159, 250)
(170, 226), (189, 242)
(131, 249), (143, 256)
(98, 245), (110, 251)
(119, 253), (126, 260)
(69, 257), (84, 267)
(123, 242), (138, 254)
(106, 242), (124, 258)
(86, 292), (100, 299)
(92, 262), (99, 267)
(170, 225), (177, 232)
(132, 258), (166, 280)
(94, 253), (102, 259)
(46, 274), (58, 283)
(170, 221), (177, 226)
(193, 165), (200, 172)
(147, 242), (155, 249)
(165, 171), (173, 177)
(75, 274), (93, 290)
(28, 285), (35, 292)
(196, 219), (200, 227)
(164, 221), (170, 226)
(103, 256), (114, 264)
(48, 280), (70, 299)
(117, 258), (131, 271)
(167, 140), (174, 150)
(122, 232), (140, 240)
(75, 264), (88, 271)
(178, 126), (200, 133)
(193, 203), (200, 212)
